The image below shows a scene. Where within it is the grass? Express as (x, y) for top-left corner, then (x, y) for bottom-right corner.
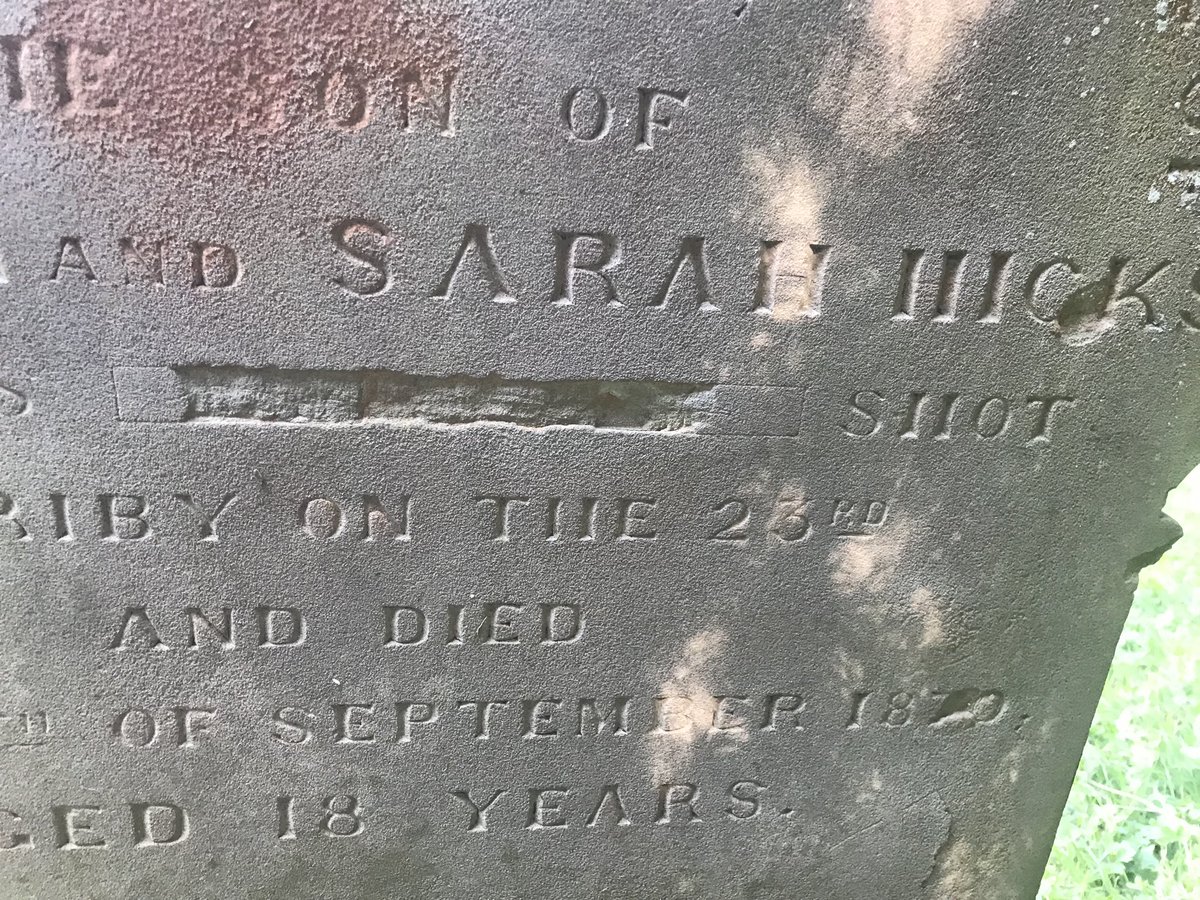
(1040, 470), (1200, 898)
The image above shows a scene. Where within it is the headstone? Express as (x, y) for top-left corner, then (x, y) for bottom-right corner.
(0, 1), (1197, 896)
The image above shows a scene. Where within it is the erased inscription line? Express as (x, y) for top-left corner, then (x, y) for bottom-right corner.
(111, 366), (806, 437)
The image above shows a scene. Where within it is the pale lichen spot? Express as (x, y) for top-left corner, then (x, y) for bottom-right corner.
(815, 0), (1007, 156)
(829, 523), (910, 593)
(744, 150), (827, 322)
(648, 628), (739, 782)
(908, 586), (947, 649)
(927, 836), (1007, 900)
(750, 331), (775, 350)
(855, 769), (886, 804)
(835, 650), (867, 687)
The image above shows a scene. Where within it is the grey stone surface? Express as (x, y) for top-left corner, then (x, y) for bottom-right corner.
(0, 0), (1198, 897)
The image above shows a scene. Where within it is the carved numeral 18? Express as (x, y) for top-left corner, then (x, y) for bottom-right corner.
(276, 795), (365, 839)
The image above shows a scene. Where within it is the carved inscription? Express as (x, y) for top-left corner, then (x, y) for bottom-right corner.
(0, 490), (906, 550)
(45, 236), (240, 288)
(0, 712), (50, 750)
(0, 491), (239, 543)
(0, 36), (118, 116)
(0, 32), (459, 137)
(0, 384), (28, 417)
(72, 686), (1011, 753)
(449, 780), (764, 834)
(2, 6), (1188, 890)
(560, 85), (691, 149)
(841, 392), (1075, 445)
(0, 684), (1008, 844)
(0, 226), (1193, 346)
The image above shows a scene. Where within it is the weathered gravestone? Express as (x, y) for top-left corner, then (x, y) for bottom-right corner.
(0, 0), (1198, 896)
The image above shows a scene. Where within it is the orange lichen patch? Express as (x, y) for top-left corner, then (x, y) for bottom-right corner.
(21, 0), (464, 174)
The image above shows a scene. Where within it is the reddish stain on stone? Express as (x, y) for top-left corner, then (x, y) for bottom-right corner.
(22, 0), (464, 174)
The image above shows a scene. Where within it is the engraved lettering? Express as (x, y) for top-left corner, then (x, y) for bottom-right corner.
(893, 249), (1012, 323)
(0, 35), (27, 107)
(395, 701), (438, 742)
(615, 497), (658, 541)
(561, 86), (611, 142)
(49, 40), (119, 115)
(399, 67), (457, 136)
(1026, 395), (1076, 445)
(384, 606), (429, 646)
(710, 696), (750, 733)
(50, 237), (97, 282)
(842, 390), (884, 437)
(1184, 267), (1200, 330)
(973, 396), (1011, 439)
(113, 708), (158, 748)
(753, 241), (831, 319)
(637, 87), (689, 150)
(0, 810), (30, 850)
(527, 788), (570, 830)
(830, 500), (889, 537)
(49, 493), (72, 541)
(52, 806), (105, 850)
(899, 392), (958, 440)
(432, 224), (515, 303)
(118, 237), (164, 285)
(762, 694), (805, 731)
(450, 789), (507, 833)
(276, 797), (295, 840)
(483, 603), (523, 644)
(1025, 257), (1080, 322)
(708, 499), (751, 542)
(649, 237), (715, 311)
(0, 493), (29, 542)
(726, 780), (765, 820)
(332, 219), (392, 297)
(98, 494), (151, 541)
(257, 607), (306, 647)
(320, 796), (364, 837)
(109, 608), (168, 652)
(186, 607), (234, 650)
(656, 783), (700, 824)
(131, 803), (189, 847)
(300, 497), (344, 539)
(586, 785), (631, 828)
(521, 699), (561, 739)
(552, 231), (621, 307)
(360, 494), (411, 542)
(189, 241), (239, 289)
(173, 493), (237, 542)
(842, 390), (1076, 445)
(577, 698), (630, 737)
(271, 708), (314, 745)
(0, 383), (26, 417)
(457, 701), (509, 740)
(540, 604), (584, 644)
(333, 704), (376, 744)
(318, 67), (370, 129)
(476, 495), (530, 541)
(174, 707), (216, 748)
